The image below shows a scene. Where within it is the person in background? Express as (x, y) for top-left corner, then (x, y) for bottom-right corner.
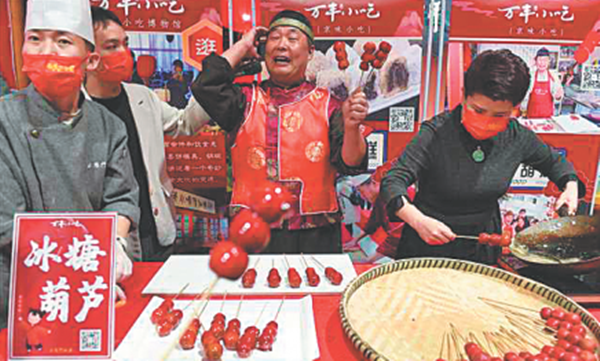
(502, 211), (515, 241)
(521, 47), (564, 118)
(515, 208), (530, 229)
(85, 6), (211, 261)
(128, 49), (144, 85)
(381, 49), (584, 264)
(192, 10), (368, 253)
(166, 59), (189, 109)
(0, 0), (139, 328)
(515, 217), (527, 233)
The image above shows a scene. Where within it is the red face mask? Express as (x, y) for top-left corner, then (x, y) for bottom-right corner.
(98, 50), (134, 83)
(462, 105), (510, 140)
(22, 53), (86, 101)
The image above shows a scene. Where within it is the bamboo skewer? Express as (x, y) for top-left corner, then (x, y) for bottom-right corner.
(159, 277), (219, 361)
(235, 295), (244, 319)
(182, 286), (208, 311)
(273, 297), (285, 321)
(478, 297), (539, 314)
(219, 292), (228, 313)
(438, 331), (446, 360)
(310, 255), (326, 270)
(255, 301), (269, 325)
(173, 283), (190, 299)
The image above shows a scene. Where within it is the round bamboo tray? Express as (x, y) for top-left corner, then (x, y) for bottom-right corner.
(340, 258), (600, 360)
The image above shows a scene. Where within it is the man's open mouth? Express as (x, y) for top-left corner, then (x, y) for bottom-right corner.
(273, 56), (291, 64)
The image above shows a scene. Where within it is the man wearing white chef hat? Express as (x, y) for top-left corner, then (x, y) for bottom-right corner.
(0, 0), (140, 327)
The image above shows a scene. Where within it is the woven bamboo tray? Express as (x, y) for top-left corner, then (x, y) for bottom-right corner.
(339, 258), (600, 361)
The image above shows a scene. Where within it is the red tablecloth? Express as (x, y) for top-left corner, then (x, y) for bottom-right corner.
(0, 262), (370, 361)
(3, 263), (600, 361)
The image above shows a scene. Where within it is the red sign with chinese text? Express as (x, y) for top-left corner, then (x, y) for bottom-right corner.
(89, 0), (221, 33)
(182, 19), (223, 70)
(8, 213), (117, 360)
(164, 133), (227, 189)
(259, 0), (423, 37)
(450, 0), (600, 41)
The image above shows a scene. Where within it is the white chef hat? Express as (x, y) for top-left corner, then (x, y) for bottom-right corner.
(25, 0), (95, 46)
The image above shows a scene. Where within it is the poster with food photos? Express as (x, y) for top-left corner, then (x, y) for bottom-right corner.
(305, 38), (422, 120)
(8, 213), (117, 361)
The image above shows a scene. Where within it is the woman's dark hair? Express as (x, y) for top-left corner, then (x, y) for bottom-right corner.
(464, 49), (531, 106)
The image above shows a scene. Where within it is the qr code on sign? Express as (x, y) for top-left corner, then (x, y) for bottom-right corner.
(581, 65), (600, 91)
(389, 107), (415, 132)
(80, 329), (101, 352)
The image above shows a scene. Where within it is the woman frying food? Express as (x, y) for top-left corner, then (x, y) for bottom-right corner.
(381, 49), (585, 264)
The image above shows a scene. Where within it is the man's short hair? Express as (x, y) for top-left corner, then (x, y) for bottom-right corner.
(535, 47), (550, 59)
(464, 49), (531, 106)
(91, 6), (123, 29)
(173, 59), (184, 69)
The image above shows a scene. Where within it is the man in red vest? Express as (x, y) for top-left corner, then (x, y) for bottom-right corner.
(193, 10), (368, 253)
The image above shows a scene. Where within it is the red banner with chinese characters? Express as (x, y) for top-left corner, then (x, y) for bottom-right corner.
(164, 133), (227, 189)
(89, 0), (221, 33)
(8, 213), (117, 360)
(258, 0), (423, 37)
(450, 0), (600, 41)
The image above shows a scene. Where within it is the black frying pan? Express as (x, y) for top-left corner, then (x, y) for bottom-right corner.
(510, 215), (600, 274)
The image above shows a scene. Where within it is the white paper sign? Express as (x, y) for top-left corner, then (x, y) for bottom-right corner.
(510, 164), (549, 190)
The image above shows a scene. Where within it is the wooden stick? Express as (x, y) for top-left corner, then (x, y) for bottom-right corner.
(471, 333), (488, 355)
(504, 323), (541, 351)
(159, 277), (219, 361)
(182, 286), (208, 311)
(506, 316), (552, 346)
(235, 295), (244, 319)
(195, 296), (211, 318)
(483, 331), (503, 356)
(219, 291), (227, 313)
(255, 301), (269, 325)
(445, 333), (452, 361)
(438, 331), (446, 360)
(172, 283), (190, 300)
(300, 253), (309, 268)
(490, 331), (511, 355)
(449, 324), (464, 360)
(483, 302), (545, 328)
(283, 254), (291, 271)
(479, 297), (538, 313)
(498, 326), (529, 352)
(455, 235), (480, 241)
(273, 297), (285, 321)
(310, 255), (326, 270)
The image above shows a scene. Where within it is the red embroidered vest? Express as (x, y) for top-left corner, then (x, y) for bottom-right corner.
(231, 86), (338, 215)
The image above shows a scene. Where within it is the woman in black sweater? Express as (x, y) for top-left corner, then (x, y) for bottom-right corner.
(381, 49), (584, 264)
